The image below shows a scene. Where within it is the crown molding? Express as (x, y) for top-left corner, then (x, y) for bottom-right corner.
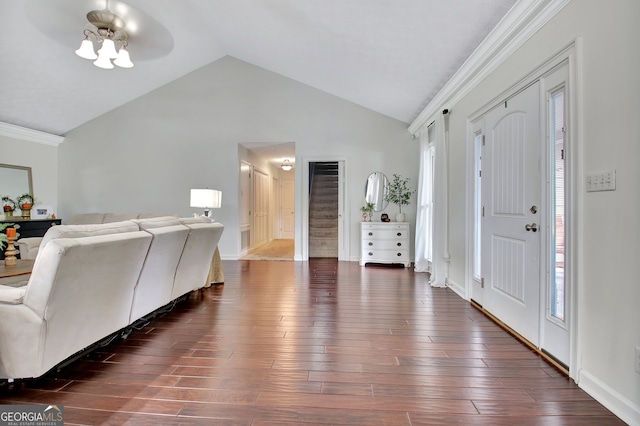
(0, 122), (64, 146)
(408, 0), (572, 134)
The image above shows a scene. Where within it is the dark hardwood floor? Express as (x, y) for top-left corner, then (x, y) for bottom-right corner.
(0, 259), (623, 425)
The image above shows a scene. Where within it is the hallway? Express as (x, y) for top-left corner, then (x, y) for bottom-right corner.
(0, 260), (621, 424)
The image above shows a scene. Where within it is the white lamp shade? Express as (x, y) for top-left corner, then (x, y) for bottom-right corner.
(114, 47), (134, 68)
(98, 38), (119, 59)
(93, 51), (114, 69)
(190, 189), (222, 209)
(75, 39), (97, 60)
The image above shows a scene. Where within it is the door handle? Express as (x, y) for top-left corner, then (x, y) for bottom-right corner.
(525, 223), (538, 232)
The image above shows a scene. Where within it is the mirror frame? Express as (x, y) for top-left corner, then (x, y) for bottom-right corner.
(364, 171), (389, 212)
(0, 163), (33, 201)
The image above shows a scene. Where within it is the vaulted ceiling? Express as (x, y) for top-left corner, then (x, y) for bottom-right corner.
(1, 0), (517, 136)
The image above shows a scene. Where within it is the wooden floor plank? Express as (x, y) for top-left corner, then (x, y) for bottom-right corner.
(0, 259), (623, 424)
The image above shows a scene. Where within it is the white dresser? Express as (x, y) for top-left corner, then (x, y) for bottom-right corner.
(360, 222), (411, 267)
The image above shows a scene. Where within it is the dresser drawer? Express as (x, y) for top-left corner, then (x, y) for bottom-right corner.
(361, 249), (410, 262)
(362, 228), (410, 240)
(361, 238), (409, 250)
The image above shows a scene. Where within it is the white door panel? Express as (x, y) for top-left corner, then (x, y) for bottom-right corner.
(254, 169), (269, 247)
(280, 178), (295, 239)
(482, 82), (541, 345)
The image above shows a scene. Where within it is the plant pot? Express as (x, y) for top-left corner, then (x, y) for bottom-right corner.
(4, 210), (13, 217)
(395, 213), (405, 222)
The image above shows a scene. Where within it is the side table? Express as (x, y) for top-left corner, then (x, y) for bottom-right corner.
(0, 259), (35, 287)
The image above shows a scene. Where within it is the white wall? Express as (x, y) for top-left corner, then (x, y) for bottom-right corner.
(443, 0), (639, 422)
(0, 135), (58, 215)
(58, 57), (417, 261)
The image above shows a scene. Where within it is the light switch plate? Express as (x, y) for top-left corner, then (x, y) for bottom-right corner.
(586, 170), (616, 192)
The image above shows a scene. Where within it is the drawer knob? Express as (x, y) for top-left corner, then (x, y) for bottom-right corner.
(368, 232), (373, 236)
(397, 232), (402, 237)
(368, 252), (373, 256)
(397, 242), (402, 247)
(397, 252), (402, 257)
(368, 242), (373, 246)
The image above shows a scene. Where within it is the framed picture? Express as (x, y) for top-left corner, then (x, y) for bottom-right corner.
(31, 205), (53, 219)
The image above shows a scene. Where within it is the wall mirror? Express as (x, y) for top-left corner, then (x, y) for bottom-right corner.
(364, 172), (389, 211)
(0, 164), (33, 201)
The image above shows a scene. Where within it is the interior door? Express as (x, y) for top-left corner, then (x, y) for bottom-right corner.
(482, 82), (541, 345)
(253, 169), (269, 247)
(280, 178), (295, 239)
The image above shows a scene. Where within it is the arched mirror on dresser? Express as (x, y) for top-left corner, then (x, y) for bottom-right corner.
(360, 171), (410, 268)
(364, 171), (389, 212)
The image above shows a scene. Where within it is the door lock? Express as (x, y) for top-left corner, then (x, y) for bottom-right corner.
(525, 223), (538, 232)
(530, 205), (537, 214)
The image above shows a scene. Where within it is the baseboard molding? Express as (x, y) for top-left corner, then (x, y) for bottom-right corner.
(578, 370), (640, 426)
(470, 301), (569, 377)
(445, 278), (465, 299)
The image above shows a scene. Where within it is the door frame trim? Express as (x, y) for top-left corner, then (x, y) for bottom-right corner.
(464, 39), (582, 380)
(300, 156), (350, 261)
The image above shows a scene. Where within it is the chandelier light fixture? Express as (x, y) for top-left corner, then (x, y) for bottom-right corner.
(75, 1), (134, 69)
(281, 159), (293, 171)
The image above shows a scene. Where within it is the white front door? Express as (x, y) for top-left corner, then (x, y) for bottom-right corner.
(482, 82), (541, 345)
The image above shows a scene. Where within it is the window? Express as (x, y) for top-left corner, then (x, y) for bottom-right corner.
(473, 132), (483, 280)
(550, 89), (565, 321)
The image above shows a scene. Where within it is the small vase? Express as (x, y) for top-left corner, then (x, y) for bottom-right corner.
(395, 213), (405, 222)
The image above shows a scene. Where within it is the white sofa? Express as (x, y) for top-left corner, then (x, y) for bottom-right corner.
(0, 216), (224, 379)
(17, 213), (171, 260)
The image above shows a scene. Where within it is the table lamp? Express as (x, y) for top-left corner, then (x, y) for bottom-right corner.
(190, 189), (222, 218)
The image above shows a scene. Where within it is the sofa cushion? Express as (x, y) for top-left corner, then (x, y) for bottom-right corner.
(0, 286), (26, 304)
(67, 213), (106, 225)
(133, 216), (183, 230)
(39, 220), (139, 251)
(103, 213), (141, 223)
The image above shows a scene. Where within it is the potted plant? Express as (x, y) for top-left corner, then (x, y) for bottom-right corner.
(384, 174), (415, 222)
(360, 202), (374, 222)
(17, 193), (34, 219)
(2, 196), (16, 217)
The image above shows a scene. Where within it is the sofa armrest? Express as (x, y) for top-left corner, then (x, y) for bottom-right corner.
(0, 286), (27, 304)
(16, 237), (43, 260)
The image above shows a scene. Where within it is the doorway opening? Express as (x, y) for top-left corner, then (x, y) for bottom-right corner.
(308, 162), (339, 258)
(238, 142), (295, 261)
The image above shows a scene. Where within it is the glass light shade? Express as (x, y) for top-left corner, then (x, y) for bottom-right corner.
(93, 51), (114, 69)
(281, 159), (293, 171)
(190, 189), (222, 209)
(114, 47), (134, 68)
(98, 38), (119, 59)
(75, 39), (97, 60)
